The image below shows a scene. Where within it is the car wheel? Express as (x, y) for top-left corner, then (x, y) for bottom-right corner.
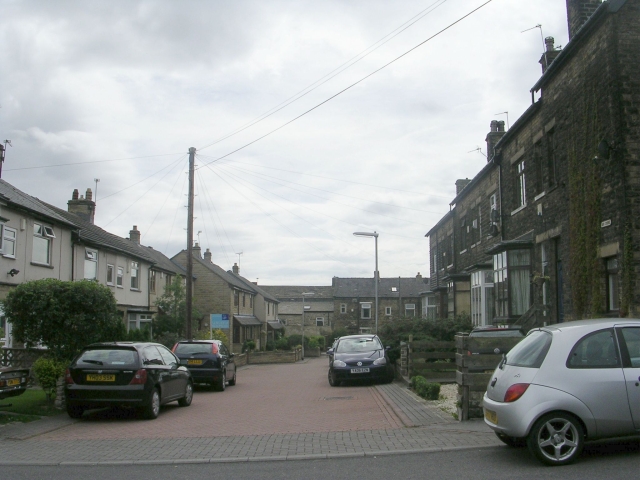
(495, 432), (527, 448)
(215, 371), (226, 392)
(178, 381), (193, 407)
(66, 405), (84, 419)
(228, 370), (236, 386)
(328, 369), (339, 387)
(527, 412), (584, 466)
(142, 388), (161, 420)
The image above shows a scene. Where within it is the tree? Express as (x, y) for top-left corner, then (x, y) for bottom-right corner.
(2, 279), (124, 362)
(153, 276), (199, 346)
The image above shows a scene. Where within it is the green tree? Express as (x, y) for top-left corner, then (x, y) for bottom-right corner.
(153, 276), (199, 346)
(2, 279), (124, 362)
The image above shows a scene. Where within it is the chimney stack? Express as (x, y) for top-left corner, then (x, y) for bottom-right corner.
(129, 225), (141, 244)
(204, 248), (212, 263)
(566, 0), (601, 40)
(232, 263), (239, 274)
(539, 37), (561, 73)
(192, 242), (202, 259)
(68, 188), (96, 224)
(455, 178), (472, 195)
(485, 120), (506, 160)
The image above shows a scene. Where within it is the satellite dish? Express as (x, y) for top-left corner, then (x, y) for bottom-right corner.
(489, 224), (500, 237)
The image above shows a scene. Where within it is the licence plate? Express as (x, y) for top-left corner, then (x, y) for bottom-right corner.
(86, 374), (115, 382)
(350, 368), (370, 374)
(187, 359), (203, 365)
(7, 378), (20, 386)
(485, 409), (498, 425)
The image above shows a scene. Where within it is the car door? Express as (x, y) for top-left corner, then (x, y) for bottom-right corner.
(219, 343), (233, 378)
(158, 345), (188, 400)
(617, 326), (640, 430)
(142, 346), (175, 400)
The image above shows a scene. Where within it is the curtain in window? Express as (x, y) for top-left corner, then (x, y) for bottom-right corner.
(509, 250), (531, 315)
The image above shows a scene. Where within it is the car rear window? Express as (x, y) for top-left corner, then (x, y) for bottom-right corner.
(337, 337), (382, 353)
(174, 343), (218, 355)
(470, 330), (524, 337)
(76, 348), (138, 367)
(505, 330), (552, 368)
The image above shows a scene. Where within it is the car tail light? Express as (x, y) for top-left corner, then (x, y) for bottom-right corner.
(65, 368), (75, 385)
(211, 343), (219, 354)
(504, 383), (530, 403)
(129, 369), (148, 385)
(171, 343), (178, 353)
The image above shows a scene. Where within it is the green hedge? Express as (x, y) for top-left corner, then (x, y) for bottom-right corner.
(410, 375), (441, 400)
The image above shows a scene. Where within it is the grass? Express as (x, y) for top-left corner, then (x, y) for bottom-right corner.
(0, 388), (65, 424)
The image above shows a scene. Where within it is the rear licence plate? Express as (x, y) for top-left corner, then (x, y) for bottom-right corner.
(187, 359), (203, 365)
(86, 374), (115, 382)
(350, 368), (370, 373)
(484, 409), (498, 425)
(7, 378), (20, 386)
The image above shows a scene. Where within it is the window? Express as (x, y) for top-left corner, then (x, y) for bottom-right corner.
(385, 306), (392, 316)
(340, 304), (346, 314)
(567, 329), (619, 368)
(361, 303), (371, 319)
(149, 270), (156, 294)
(506, 330), (552, 368)
(130, 262), (139, 289)
(242, 293), (246, 307)
(1, 225), (16, 258)
(534, 141), (543, 194)
(316, 317), (324, 326)
(391, 286), (397, 292)
(547, 130), (557, 187)
(33, 222), (54, 265)
(405, 304), (416, 317)
(493, 249), (531, 319)
(128, 313), (153, 333)
(606, 258), (619, 312)
(107, 264), (115, 285)
(471, 270), (495, 326)
(425, 296), (437, 320)
(84, 249), (97, 280)
(166, 274), (172, 288)
(620, 328), (640, 368)
(116, 266), (124, 287)
(234, 291), (239, 306)
(459, 217), (467, 252)
(516, 160), (526, 208)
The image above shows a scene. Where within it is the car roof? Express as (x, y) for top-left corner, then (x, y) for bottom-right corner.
(85, 341), (163, 349)
(338, 334), (377, 340)
(176, 339), (222, 344)
(540, 318), (640, 333)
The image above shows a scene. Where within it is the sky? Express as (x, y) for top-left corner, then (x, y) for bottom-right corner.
(0, 0), (570, 286)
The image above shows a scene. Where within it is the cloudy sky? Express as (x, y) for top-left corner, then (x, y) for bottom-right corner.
(1, 0), (569, 285)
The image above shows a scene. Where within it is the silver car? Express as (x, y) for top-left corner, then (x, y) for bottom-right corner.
(483, 319), (640, 466)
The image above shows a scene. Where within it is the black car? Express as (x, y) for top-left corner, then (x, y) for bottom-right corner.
(0, 366), (30, 400)
(172, 340), (236, 391)
(327, 334), (394, 386)
(65, 342), (193, 420)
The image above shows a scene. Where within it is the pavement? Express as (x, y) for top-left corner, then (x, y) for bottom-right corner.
(0, 356), (500, 465)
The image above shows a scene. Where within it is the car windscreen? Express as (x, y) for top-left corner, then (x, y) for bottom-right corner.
(505, 330), (552, 368)
(76, 348), (138, 367)
(336, 338), (382, 353)
(174, 343), (216, 355)
(470, 330), (524, 337)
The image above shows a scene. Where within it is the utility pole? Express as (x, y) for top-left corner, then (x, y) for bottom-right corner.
(0, 140), (12, 179)
(185, 147), (196, 340)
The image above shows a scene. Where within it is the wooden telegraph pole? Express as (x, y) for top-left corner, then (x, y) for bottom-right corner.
(185, 147), (196, 340)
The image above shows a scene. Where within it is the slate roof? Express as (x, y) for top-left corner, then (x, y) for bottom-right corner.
(0, 180), (77, 228)
(141, 246), (187, 275)
(333, 277), (428, 299)
(227, 272), (279, 303)
(233, 315), (262, 326)
(175, 252), (255, 293)
(278, 301), (335, 315)
(260, 285), (333, 300)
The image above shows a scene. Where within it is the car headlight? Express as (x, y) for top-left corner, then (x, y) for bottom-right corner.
(333, 360), (347, 367)
(373, 357), (387, 365)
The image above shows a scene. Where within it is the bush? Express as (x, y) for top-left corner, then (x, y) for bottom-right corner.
(410, 375), (441, 400)
(242, 340), (256, 353)
(266, 341), (275, 351)
(307, 337), (319, 349)
(275, 337), (289, 350)
(32, 357), (66, 404)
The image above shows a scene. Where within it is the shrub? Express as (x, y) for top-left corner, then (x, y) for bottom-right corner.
(266, 341), (275, 351)
(275, 337), (289, 350)
(32, 357), (66, 404)
(307, 337), (319, 349)
(410, 375), (441, 400)
(242, 340), (256, 353)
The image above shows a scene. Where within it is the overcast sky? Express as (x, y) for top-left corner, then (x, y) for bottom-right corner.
(1, 0), (569, 285)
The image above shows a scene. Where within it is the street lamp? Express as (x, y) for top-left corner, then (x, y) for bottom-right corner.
(301, 292), (314, 359)
(353, 231), (379, 334)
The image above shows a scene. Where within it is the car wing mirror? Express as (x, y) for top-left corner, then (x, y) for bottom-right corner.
(327, 348), (334, 355)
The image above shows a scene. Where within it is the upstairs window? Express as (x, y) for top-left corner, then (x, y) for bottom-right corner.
(130, 262), (139, 289)
(516, 160), (526, 208)
(340, 303), (347, 314)
(84, 249), (98, 280)
(149, 270), (156, 294)
(117, 266), (124, 287)
(1, 225), (16, 258)
(361, 303), (371, 319)
(107, 264), (115, 286)
(33, 223), (55, 265)
(385, 306), (392, 316)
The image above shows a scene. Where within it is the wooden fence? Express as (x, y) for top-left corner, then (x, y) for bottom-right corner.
(399, 338), (456, 383)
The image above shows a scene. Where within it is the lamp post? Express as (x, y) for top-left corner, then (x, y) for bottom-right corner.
(353, 231), (379, 334)
(301, 292), (314, 359)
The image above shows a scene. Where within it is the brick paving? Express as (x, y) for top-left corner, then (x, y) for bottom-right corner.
(0, 357), (501, 465)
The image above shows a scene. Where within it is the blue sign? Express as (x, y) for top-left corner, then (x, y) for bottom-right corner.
(210, 314), (230, 330)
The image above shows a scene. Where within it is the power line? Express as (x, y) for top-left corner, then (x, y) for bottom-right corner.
(4, 152), (184, 171)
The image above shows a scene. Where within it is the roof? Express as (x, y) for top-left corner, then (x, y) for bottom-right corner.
(227, 271), (279, 303)
(449, 160), (497, 207)
(142, 246), (187, 276)
(333, 277), (428, 299)
(260, 285), (333, 299)
(174, 251), (255, 293)
(0, 180), (77, 228)
(267, 321), (284, 330)
(233, 315), (262, 326)
(424, 210), (454, 239)
(278, 301), (335, 315)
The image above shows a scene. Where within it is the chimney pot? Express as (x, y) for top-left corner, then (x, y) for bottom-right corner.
(68, 187), (95, 224)
(232, 263), (239, 274)
(129, 225), (141, 244)
(204, 248), (212, 263)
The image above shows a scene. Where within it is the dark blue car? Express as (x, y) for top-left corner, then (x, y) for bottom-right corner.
(327, 334), (394, 386)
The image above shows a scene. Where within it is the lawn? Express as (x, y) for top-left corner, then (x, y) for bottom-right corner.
(0, 388), (64, 424)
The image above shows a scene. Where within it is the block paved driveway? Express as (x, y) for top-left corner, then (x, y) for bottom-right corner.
(0, 357), (501, 464)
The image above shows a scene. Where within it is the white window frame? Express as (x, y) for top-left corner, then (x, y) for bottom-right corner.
(128, 313), (153, 332)
(1, 225), (17, 258)
(361, 303), (372, 319)
(106, 264), (115, 286)
(405, 304), (416, 317)
(116, 266), (124, 288)
(385, 306), (392, 316)
(130, 261), (139, 290)
(84, 248), (98, 280)
(33, 222), (55, 265)
(149, 269), (156, 294)
(340, 303), (347, 314)
(316, 317), (324, 327)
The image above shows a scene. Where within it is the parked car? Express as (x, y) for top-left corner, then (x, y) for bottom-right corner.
(483, 319), (640, 466)
(65, 342), (193, 420)
(0, 366), (30, 401)
(172, 340), (236, 391)
(466, 325), (526, 372)
(327, 334), (394, 386)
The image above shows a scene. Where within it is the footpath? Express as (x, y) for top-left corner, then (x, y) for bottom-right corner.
(0, 357), (500, 465)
